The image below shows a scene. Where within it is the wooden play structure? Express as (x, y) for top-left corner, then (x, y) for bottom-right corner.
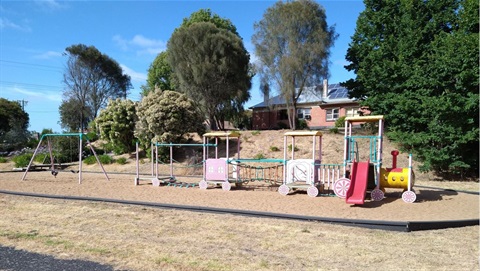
(21, 133), (109, 184)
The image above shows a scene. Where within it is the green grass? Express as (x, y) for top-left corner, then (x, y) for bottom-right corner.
(83, 247), (111, 255)
(0, 230), (39, 240)
(0, 157), (7, 163)
(155, 255), (176, 265)
(44, 239), (75, 249)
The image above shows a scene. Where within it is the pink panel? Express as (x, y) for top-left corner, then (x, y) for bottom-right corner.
(205, 159), (227, 181)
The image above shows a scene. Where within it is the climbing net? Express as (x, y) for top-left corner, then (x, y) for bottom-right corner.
(234, 163), (284, 186)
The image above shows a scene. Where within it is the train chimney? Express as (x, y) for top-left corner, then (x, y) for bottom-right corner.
(391, 150), (399, 169)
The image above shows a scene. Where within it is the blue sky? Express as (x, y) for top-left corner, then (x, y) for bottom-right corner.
(0, 0), (364, 133)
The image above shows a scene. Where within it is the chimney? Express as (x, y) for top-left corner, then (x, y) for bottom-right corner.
(322, 79), (328, 99)
(264, 91), (269, 106)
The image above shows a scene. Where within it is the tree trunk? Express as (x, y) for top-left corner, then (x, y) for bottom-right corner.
(209, 116), (217, 131)
(287, 103), (297, 130)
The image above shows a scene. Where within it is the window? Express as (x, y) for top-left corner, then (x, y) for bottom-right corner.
(326, 108), (339, 121)
(346, 107), (360, 118)
(297, 108), (311, 120)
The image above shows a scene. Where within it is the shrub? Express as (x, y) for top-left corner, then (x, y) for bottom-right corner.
(116, 157), (127, 165)
(269, 146), (280, 152)
(34, 153), (48, 163)
(329, 127), (339, 134)
(253, 153), (266, 159)
(86, 132), (98, 142)
(33, 153), (64, 164)
(83, 156), (97, 165)
(95, 98), (136, 154)
(296, 119), (308, 130)
(335, 116), (346, 128)
(98, 155), (114, 165)
(102, 142), (126, 156)
(12, 154), (33, 168)
(0, 157), (7, 163)
(287, 144), (299, 152)
(92, 145), (106, 155)
(135, 90), (205, 148)
(50, 136), (80, 163)
(84, 155), (114, 165)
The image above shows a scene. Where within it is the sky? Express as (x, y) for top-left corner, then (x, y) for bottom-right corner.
(0, 0), (365, 133)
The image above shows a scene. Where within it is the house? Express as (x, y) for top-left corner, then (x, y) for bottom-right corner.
(249, 80), (362, 130)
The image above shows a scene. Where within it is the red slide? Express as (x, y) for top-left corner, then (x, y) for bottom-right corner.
(345, 160), (370, 205)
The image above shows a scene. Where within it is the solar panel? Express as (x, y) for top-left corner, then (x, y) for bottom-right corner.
(249, 82), (352, 109)
(328, 85), (349, 99)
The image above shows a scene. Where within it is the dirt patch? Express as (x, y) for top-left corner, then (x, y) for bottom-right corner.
(0, 170), (477, 222)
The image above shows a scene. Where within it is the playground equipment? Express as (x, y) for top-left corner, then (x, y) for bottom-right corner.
(381, 151), (416, 203)
(198, 131), (284, 191)
(133, 115), (415, 203)
(198, 131), (240, 191)
(332, 116), (416, 204)
(278, 131), (322, 197)
(22, 133), (109, 184)
(199, 130), (342, 197)
(134, 142), (208, 187)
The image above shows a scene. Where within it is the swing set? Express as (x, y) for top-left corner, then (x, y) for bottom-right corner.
(21, 133), (109, 184)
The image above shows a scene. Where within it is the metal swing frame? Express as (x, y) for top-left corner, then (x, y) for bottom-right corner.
(21, 133), (109, 184)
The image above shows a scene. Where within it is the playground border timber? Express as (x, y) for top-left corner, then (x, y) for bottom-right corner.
(0, 189), (477, 232)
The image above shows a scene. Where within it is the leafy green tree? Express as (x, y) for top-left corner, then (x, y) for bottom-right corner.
(134, 89), (205, 148)
(95, 98), (137, 154)
(344, 0), (479, 178)
(0, 98), (29, 136)
(141, 51), (176, 97)
(252, 0), (337, 130)
(58, 97), (91, 132)
(0, 98), (30, 145)
(179, 8), (239, 36)
(62, 44), (132, 131)
(167, 10), (252, 130)
(141, 8), (235, 98)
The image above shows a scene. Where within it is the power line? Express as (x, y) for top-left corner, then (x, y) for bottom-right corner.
(0, 80), (64, 91)
(0, 59), (63, 72)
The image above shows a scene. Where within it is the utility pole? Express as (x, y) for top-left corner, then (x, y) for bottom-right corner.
(16, 99), (28, 111)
